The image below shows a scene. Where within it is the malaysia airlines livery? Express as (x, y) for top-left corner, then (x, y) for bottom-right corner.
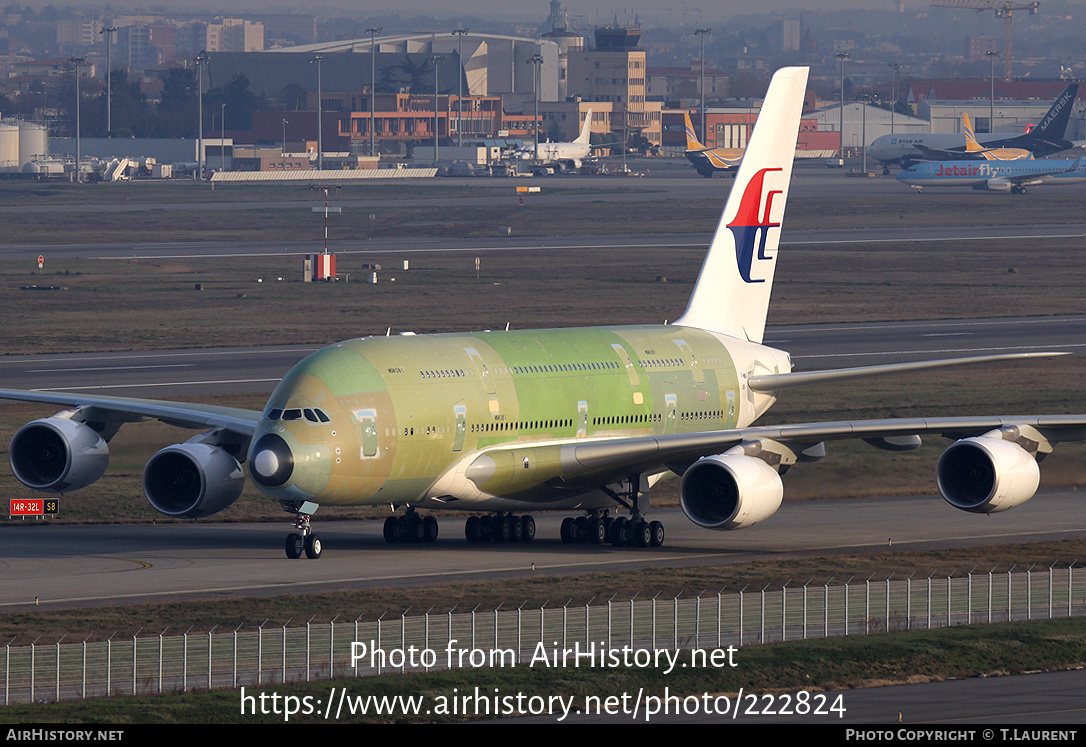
(3, 67), (1083, 560)
(683, 111), (744, 177)
(896, 156), (1086, 194)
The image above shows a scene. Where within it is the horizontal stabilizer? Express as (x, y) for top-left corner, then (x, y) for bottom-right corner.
(747, 352), (1068, 392)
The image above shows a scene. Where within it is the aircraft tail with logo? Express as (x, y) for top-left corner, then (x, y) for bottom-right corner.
(674, 66), (808, 344)
(683, 111), (707, 151)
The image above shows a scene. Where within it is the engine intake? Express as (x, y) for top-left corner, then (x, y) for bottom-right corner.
(679, 454), (783, 530)
(937, 437), (1039, 513)
(143, 442), (243, 518)
(8, 417), (109, 493)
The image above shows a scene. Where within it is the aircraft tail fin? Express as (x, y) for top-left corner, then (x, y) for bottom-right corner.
(573, 109), (594, 145)
(683, 111), (706, 151)
(1027, 84), (1078, 140)
(963, 113), (983, 151)
(673, 66), (808, 344)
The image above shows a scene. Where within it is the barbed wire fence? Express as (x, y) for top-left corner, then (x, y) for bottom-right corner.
(3, 563), (1083, 705)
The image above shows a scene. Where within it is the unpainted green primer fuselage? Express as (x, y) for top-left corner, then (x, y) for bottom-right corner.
(248, 324), (788, 512)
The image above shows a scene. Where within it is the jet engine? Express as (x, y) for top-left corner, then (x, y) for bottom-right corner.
(142, 442), (244, 518)
(679, 454), (783, 530)
(975, 178), (1012, 192)
(8, 417), (109, 493)
(936, 436), (1039, 514)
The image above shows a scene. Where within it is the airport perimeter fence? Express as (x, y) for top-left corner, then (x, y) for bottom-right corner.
(3, 565), (1085, 705)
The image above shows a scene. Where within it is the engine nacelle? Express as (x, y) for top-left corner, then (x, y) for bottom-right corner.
(937, 436), (1039, 513)
(142, 442), (243, 518)
(975, 178), (1012, 192)
(9, 417), (109, 493)
(679, 454), (783, 530)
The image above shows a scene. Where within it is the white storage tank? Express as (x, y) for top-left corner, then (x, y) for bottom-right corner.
(18, 122), (48, 168)
(0, 124), (19, 172)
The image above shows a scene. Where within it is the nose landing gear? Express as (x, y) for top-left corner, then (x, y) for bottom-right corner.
(282, 501), (321, 559)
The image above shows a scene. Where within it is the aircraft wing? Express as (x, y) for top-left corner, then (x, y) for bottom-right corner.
(0, 388), (261, 437)
(455, 414), (1086, 498)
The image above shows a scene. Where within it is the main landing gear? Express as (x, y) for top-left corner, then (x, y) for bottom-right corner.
(561, 473), (665, 548)
(560, 512), (664, 548)
(465, 513), (536, 543)
(283, 503), (322, 559)
(383, 509), (439, 544)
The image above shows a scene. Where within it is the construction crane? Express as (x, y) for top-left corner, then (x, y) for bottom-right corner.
(930, 0), (1040, 81)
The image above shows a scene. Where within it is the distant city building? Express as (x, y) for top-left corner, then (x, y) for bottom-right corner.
(206, 18), (264, 53)
(770, 18), (801, 54)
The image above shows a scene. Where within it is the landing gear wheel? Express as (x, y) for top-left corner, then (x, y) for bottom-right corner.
(560, 517), (575, 543)
(611, 517), (629, 547)
(588, 518), (607, 544)
(512, 516), (525, 542)
(520, 515), (536, 542)
(422, 515), (439, 543)
(465, 515), (481, 543)
(285, 533), (303, 559)
(383, 516), (398, 543)
(635, 521), (652, 548)
(498, 515), (514, 542)
(304, 533), (323, 559)
(649, 521), (665, 547)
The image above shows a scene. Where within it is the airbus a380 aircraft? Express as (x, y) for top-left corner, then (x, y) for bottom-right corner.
(3, 67), (1083, 560)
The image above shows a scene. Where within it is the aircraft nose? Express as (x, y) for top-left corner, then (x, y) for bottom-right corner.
(250, 433), (294, 488)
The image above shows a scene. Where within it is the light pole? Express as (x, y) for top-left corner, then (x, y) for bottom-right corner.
(195, 50), (208, 180)
(220, 103), (226, 171)
(282, 118), (288, 154)
(695, 28), (711, 145)
(69, 57), (85, 183)
(102, 26), (116, 136)
(366, 27), (381, 158)
(836, 51), (850, 158)
(311, 54), (324, 171)
(527, 54), (543, 165)
(452, 28), (469, 148)
(887, 62), (899, 135)
(986, 50), (1000, 133)
(431, 55), (442, 165)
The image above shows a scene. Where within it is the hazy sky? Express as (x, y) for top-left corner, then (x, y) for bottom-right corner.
(22, 1), (947, 25)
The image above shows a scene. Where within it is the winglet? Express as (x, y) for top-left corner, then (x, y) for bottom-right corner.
(674, 66), (808, 343)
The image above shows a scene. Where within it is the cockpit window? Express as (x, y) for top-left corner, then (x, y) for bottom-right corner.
(267, 409), (283, 420)
(282, 409), (303, 421)
(315, 409), (331, 423)
(304, 409), (319, 422)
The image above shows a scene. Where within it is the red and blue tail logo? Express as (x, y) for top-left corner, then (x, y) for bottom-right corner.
(727, 167), (783, 284)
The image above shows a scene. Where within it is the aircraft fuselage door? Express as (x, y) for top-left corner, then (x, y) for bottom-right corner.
(453, 405), (467, 452)
(674, 340), (704, 384)
(577, 401), (588, 438)
(664, 394), (677, 434)
(465, 349), (497, 395)
(356, 409), (379, 458)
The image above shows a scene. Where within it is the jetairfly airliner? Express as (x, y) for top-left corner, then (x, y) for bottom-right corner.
(3, 67), (1083, 560)
(896, 155), (1086, 194)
